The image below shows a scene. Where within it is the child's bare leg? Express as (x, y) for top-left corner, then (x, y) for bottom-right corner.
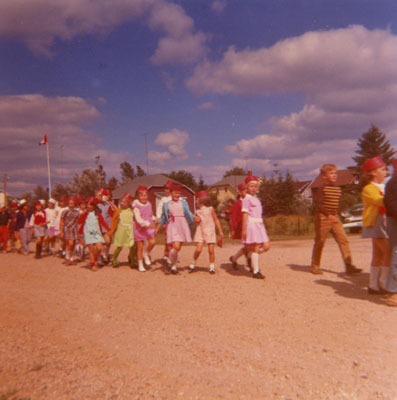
(143, 237), (155, 266)
(136, 241), (146, 272)
(208, 243), (215, 273)
(169, 242), (182, 274)
(190, 242), (203, 270)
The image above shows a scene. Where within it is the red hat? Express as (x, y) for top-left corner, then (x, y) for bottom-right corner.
(196, 190), (209, 198)
(74, 194), (84, 204)
(238, 183), (246, 191)
(34, 200), (42, 206)
(165, 180), (174, 188)
(245, 175), (258, 184)
(10, 202), (18, 209)
(363, 156), (385, 172)
(170, 182), (182, 191)
(104, 189), (112, 197)
(97, 188), (106, 195)
(87, 197), (99, 205)
(137, 185), (148, 192)
(61, 196), (69, 203)
(122, 192), (134, 204)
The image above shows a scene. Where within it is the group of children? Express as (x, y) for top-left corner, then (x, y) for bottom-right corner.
(2, 159), (397, 305)
(0, 176), (269, 278)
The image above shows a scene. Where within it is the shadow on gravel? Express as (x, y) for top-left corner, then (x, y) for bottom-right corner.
(287, 264), (338, 275)
(314, 278), (387, 305)
(219, 262), (252, 277)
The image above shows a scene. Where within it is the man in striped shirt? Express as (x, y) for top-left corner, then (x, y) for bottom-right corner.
(311, 164), (361, 275)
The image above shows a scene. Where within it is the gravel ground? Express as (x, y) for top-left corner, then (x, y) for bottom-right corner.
(1, 236), (396, 400)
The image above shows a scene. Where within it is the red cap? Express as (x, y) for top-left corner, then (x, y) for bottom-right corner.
(87, 197), (99, 205)
(61, 196), (69, 203)
(137, 185), (148, 192)
(122, 192), (134, 204)
(363, 156), (385, 172)
(104, 189), (112, 196)
(245, 175), (258, 184)
(170, 182), (182, 191)
(34, 200), (42, 206)
(97, 188), (106, 195)
(238, 183), (246, 191)
(196, 190), (209, 199)
(10, 202), (18, 209)
(165, 180), (174, 188)
(74, 195), (84, 204)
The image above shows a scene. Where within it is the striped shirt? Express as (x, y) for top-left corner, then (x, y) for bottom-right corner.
(314, 184), (341, 216)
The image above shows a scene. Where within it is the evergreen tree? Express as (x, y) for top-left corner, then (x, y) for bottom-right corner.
(32, 184), (48, 201)
(120, 162), (135, 183)
(107, 176), (118, 190)
(168, 170), (198, 191)
(136, 165), (146, 177)
(223, 167), (246, 178)
(197, 175), (207, 191)
(67, 168), (104, 198)
(353, 124), (395, 173)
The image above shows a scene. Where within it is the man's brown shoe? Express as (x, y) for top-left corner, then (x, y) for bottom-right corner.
(311, 266), (323, 275)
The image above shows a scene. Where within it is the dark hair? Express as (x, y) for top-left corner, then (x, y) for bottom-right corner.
(198, 197), (211, 207)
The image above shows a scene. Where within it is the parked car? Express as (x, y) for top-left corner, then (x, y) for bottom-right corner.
(342, 203), (364, 233)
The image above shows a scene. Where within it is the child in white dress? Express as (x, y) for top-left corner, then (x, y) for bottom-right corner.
(189, 191), (223, 274)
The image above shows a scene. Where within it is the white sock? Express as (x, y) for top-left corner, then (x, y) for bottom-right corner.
(138, 260), (146, 272)
(209, 263), (215, 271)
(169, 249), (178, 267)
(232, 248), (245, 261)
(379, 267), (389, 289)
(369, 266), (381, 290)
(189, 260), (196, 270)
(251, 253), (259, 274)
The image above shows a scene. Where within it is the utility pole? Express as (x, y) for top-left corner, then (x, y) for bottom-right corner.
(2, 173), (8, 207)
(141, 132), (149, 174)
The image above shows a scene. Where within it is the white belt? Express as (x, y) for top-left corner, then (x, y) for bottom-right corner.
(120, 222), (133, 227)
(248, 217), (263, 223)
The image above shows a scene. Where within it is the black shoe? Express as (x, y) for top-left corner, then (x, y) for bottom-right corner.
(229, 256), (238, 270)
(253, 271), (265, 279)
(345, 264), (362, 275)
(209, 268), (215, 274)
(171, 268), (178, 275)
(367, 287), (388, 295)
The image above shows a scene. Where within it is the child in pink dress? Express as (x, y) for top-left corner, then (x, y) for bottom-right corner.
(242, 175), (270, 279)
(159, 182), (197, 274)
(189, 191), (224, 274)
(133, 185), (156, 272)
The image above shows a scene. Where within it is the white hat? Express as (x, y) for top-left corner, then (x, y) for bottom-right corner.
(19, 199), (27, 206)
(40, 199), (46, 205)
(48, 198), (56, 204)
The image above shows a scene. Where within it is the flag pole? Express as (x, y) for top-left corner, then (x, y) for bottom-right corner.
(46, 139), (52, 199)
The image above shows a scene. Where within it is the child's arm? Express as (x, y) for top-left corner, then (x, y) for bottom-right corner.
(211, 207), (224, 237)
(241, 212), (248, 241)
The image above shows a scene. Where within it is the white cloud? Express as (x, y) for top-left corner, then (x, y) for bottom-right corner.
(0, 0), (208, 65)
(211, 0), (227, 14)
(148, 150), (171, 163)
(185, 25), (397, 178)
(153, 128), (189, 160)
(0, 94), (129, 195)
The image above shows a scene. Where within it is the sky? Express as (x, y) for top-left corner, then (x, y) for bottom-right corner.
(1, 0), (397, 195)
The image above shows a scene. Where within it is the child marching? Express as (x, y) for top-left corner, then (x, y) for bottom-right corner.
(241, 175), (270, 279)
(59, 198), (80, 265)
(111, 193), (136, 268)
(159, 182), (196, 274)
(133, 186), (156, 272)
(156, 180), (173, 265)
(44, 198), (59, 255)
(361, 156), (390, 294)
(189, 190), (223, 274)
(78, 197), (110, 271)
(30, 200), (47, 259)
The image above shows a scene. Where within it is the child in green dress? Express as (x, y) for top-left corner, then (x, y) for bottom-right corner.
(110, 193), (136, 268)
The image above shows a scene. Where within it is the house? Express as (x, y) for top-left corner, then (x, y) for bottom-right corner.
(112, 174), (195, 214)
(208, 175), (247, 205)
(294, 180), (312, 200)
(310, 169), (357, 197)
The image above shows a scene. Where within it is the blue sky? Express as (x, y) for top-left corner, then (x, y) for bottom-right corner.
(1, 0), (397, 195)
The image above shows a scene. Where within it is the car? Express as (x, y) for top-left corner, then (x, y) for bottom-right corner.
(342, 203), (364, 233)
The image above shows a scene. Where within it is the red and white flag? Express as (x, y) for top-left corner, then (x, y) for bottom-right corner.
(38, 135), (47, 146)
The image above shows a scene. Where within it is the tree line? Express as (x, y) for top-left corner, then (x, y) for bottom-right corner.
(17, 124), (396, 217)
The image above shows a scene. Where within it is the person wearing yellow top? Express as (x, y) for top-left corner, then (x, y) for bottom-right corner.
(361, 156), (390, 295)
